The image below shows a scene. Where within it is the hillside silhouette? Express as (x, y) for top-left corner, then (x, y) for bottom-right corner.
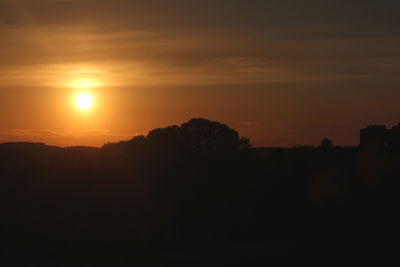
(1, 118), (399, 265)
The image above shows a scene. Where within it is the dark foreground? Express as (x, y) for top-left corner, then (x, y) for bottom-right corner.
(1, 119), (399, 266)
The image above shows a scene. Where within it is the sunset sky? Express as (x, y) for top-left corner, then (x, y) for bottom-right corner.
(1, 0), (400, 147)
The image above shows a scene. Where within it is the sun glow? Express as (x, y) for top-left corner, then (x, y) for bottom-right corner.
(75, 92), (93, 110)
(68, 76), (102, 89)
(71, 80), (97, 88)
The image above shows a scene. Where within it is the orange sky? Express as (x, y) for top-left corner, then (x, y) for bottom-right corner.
(1, 0), (400, 147)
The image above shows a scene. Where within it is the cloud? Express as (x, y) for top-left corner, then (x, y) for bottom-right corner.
(0, 129), (134, 147)
(10, 129), (111, 137)
(0, 0), (399, 88)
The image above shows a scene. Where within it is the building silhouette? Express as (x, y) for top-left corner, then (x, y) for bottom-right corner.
(360, 123), (400, 150)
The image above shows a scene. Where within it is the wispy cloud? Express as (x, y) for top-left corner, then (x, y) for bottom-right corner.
(0, 129), (134, 147)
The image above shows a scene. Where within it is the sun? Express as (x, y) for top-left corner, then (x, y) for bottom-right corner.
(76, 92), (93, 110)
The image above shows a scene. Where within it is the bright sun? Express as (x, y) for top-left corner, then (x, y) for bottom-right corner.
(76, 93), (93, 110)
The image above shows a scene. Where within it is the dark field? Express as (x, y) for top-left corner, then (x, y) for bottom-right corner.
(1, 119), (399, 266)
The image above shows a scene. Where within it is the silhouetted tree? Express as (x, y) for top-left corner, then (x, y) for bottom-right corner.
(320, 138), (334, 148)
(102, 118), (251, 154)
(180, 118), (250, 153)
(102, 135), (146, 153)
(239, 136), (251, 149)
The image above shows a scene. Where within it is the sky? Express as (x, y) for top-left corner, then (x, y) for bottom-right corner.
(1, 0), (400, 147)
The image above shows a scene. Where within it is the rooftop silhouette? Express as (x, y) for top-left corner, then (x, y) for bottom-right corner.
(360, 123), (400, 151)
